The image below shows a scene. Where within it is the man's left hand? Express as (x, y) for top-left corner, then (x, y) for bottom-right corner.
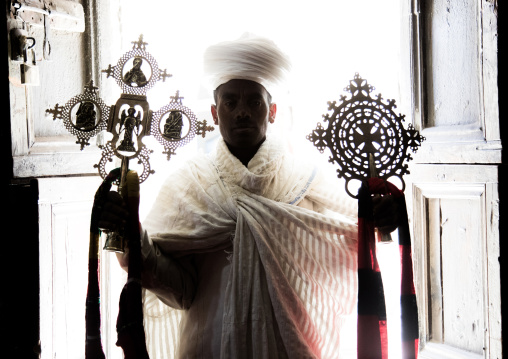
(372, 195), (399, 234)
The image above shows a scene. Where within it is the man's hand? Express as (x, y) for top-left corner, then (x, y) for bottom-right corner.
(372, 195), (399, 234)
(97, 191), (129, 232)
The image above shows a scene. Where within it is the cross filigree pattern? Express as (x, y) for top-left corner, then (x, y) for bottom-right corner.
(46, 80), (109, 150)
(48, 34), (214, 183)
(307, 73), (425, 198)
(150, 91), (214, 161)
(101, 34), (171, 96)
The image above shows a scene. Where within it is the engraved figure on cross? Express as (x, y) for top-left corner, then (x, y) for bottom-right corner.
(163, 111), (184, 140)
(75, 101), (97, 130)
(117, 107), (141, 152)
(123, 56), (148, 87)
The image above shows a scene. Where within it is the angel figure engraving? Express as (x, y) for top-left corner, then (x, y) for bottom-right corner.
(123, 57), (148, 87)
(117, 107), (141, 152)
(75, 101), (96, 130)
(163, 111), (184, 140)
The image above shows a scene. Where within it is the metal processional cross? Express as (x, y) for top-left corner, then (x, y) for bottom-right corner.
(307, 73), (424, 358)
(47, 34), (214, 251)
(307, 73), (425, 198)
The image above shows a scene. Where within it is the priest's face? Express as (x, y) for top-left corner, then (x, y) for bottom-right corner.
(211, 79), (276, 152)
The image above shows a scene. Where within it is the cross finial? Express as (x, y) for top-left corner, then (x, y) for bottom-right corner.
(162, 148), (177, 161)
(84, 80), (99, 95)
(132, 34), (148, 50)
(170, 91), (184, 104)
(196, 119), (215, 138)
(102, 64), (115, 78)
(160, 69), (173, 82)
(46, 103), (64, 120)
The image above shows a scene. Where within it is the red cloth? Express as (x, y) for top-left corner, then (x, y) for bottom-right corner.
(357, 178), (419, 359)
(115, 171), (150, 359)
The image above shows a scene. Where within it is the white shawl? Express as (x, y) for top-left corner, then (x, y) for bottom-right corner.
(140, 137), (358, 358)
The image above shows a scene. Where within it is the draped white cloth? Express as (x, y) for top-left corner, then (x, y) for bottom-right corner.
(138, 136), (358, 358)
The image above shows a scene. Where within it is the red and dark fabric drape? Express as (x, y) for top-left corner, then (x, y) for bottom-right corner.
(86, 170), (120, 359)
(115, 170), (150, 359)
(357, 178), (419, 359)
(86, 169), (149, 359)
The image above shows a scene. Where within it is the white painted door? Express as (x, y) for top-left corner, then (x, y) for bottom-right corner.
(7, 1), (126, 358)
(38, 176), (125, 359)
(400, 0), (502, 357)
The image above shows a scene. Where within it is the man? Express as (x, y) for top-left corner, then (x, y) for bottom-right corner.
(101, 34), (397, 358)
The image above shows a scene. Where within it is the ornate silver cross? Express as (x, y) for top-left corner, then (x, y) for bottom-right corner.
(307, 73), (425, 198)
(47, 34), (214, 252)
(47, 34), (214, 184)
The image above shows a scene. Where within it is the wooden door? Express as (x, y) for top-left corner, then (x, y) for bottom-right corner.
(6, 1), (125, 358)
(400, 0), (502, 357)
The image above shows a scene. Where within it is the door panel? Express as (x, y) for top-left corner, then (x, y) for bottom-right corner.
(38, 176), (125, 359)
(408, 165), (501, 357)
(400, 0), (500, 165)
(423, 0), (481, 129)
(401, 0), (501, 357)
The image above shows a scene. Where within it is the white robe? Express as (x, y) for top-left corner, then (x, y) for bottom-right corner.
(138, 137), (358, 358)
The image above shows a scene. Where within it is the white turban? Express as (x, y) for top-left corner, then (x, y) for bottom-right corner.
(203, 33), (291, 96)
